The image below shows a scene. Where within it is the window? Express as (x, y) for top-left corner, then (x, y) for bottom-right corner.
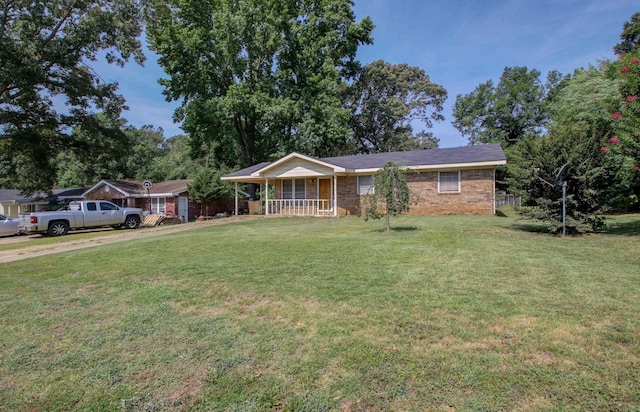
(357, 175), (374, 194)
(282, 180), (292, 199)
(295, 179), (305, 199)
(282, 179), (305, 199)
(86, 202), (97, 211)
(99, 202), (117, 211)
(151, 197), (166, 213)
(438, 171), (460, 193)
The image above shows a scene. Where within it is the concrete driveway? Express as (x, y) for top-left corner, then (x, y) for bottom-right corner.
(0, 216), (261, 264)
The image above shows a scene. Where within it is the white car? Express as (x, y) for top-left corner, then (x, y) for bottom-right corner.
(0, 214), (19, 237)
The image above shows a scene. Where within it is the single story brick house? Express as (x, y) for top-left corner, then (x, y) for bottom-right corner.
(221, 144), (507, 216)
(82, 179), (240, 222)
(0, 188), (85, 217)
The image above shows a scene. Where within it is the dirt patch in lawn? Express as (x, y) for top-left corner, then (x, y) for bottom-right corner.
(0, 216), (262, 264)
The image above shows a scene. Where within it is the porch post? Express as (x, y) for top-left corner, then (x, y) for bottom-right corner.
(265, 178), (269, 215)
(333, 174), (338, 216)
(234, 182), (239, 216)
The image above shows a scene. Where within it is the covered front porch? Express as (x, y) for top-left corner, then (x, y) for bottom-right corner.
(233, 175), (339, 217)
(222, 153), (346, 217)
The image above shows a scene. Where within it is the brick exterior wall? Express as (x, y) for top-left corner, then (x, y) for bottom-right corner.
(84, 184), (244, 221)
(336, 168), (496, 216)
(84, 185), (137, 207)
(268, 168), (496, 216)
(134, 197), (243, 219)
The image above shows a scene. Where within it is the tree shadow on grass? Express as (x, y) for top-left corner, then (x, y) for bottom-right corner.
(509, 222), (550, 234)
(371, 226), (418, 233)
(392, 226), (418, 232)
(604, 216), (640, 236)
(507, 214), (640, 236)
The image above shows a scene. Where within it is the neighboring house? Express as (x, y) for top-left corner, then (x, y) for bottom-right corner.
(82, 179), (239, 222)
(0, 188), (85, 217)
(221, 144), (507, 217)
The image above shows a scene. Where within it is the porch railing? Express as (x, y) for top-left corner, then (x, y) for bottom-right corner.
(266, 199), (334, 216)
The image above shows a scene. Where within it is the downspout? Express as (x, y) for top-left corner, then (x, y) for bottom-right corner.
(333, 174), (338, 216)
(234, 182), (239, 216)
(493, 168), (496, 215)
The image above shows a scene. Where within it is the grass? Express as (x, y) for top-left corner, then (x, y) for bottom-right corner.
(0, 224), (184, 253)
(0, 213), (639, 411)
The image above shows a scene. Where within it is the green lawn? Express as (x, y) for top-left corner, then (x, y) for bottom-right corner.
(1, 214), (639, 411)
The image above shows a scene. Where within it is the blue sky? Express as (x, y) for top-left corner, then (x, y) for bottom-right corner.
(99, 0), (638, 148)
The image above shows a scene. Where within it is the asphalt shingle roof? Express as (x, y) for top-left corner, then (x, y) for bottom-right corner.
(99, 179), (191, 196)
(223, 162), (271, 178)
(223, 144), (506, 178)
(320, 144), (506, 169)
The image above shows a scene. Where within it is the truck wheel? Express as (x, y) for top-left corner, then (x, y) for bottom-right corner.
(123, 215), (140, 229)
(48, 221), (69, 236)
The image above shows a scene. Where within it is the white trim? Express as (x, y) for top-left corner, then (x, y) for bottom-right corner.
(438, 171), (461, 193)
(281, 178), (306, 200)
(150, 197), (167, 214)
(148, 191), (184, 197)
(265, 178), (269, 215)
(357, 175), (374, 195)
(250, 152), (346, 177)
(352, 160), (506, 174)
(493, 169), (496, 215)
(82, 180), (130, 198)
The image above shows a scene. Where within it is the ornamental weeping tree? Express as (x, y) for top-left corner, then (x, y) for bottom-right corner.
(359, 161), (412, 232)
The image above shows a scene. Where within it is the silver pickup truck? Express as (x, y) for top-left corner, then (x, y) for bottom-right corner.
(19, 200), (144, 236)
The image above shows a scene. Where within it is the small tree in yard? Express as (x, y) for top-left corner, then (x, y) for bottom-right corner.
(188, 167), (235, 217)
(359, 161), (413, 232)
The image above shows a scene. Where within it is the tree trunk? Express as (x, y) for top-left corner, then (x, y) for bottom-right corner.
(385, 203), (391, 232)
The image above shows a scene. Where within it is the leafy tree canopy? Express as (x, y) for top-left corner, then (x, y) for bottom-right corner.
(345, 60), (446, 154)
(0, 0), (146, 193)
(188, 166), (235, 216)
(452, 66), (565, 147)
(512, 66), (633, 233)
(614, 12), (640, 55)
(147, 0), (373, 175)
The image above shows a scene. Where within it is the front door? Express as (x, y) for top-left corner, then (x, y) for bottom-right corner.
(178, 196), (188, 222)
(318, 178), (331, 211)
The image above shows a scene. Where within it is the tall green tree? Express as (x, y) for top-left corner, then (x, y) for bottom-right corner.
(54, 116), (130, 188)
(359, 161), (412, 232)
(345, 60), (447, 154)
(54, 122), (166, 188)
(452, 66), (557, 146)
(147, 134), (204, 182)
(188, 166), (234, 216)
(147, 0), (373, 179)
(515, 67), (625, 233)
(0, 0), (146, 193)
(614, 12), (640, 55)
(121, 125), (166, 180)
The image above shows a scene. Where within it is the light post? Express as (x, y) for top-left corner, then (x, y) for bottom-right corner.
(534, 164), (567, 238)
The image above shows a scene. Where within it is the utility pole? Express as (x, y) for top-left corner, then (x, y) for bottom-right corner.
(534, 165), (568, 238)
